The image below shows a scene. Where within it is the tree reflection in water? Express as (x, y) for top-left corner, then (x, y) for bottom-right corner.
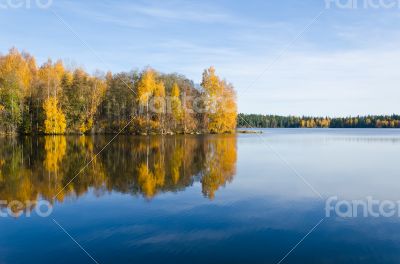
(0, 135), (237, 213)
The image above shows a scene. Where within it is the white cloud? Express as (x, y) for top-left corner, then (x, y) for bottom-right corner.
(122, 2), (231, 23)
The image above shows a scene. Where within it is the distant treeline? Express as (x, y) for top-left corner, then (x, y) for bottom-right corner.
(0, 48), (237, 135)
(238, 114), (400, 128)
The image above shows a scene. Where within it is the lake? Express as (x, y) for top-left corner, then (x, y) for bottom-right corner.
(1, 129), (400, 263)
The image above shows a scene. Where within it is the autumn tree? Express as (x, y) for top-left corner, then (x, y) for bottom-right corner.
(152, 79), (166, 133)
(201, 66), (237, 133)
(61, 69), (106, 133)
(43, 97), (66, 134)
(170, 82), (183, 131)
(37, 59), (65, 99)
(97, 71), (138, 133)
(136, 68), (166, 133)
(0, 48), (35, 133)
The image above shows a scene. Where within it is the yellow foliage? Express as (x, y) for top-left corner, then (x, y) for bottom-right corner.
(44, 136), (67, 172)
(171, 83), (183, 123)
(43, 97), (66, 134)
(79, 118), (93, 134)
(170, 145), (183, 184)
(201, 67), (237, 133)
(0, 48), (34, 96)
(136, 68), (168, 132)
(202, 136), (237, 199)
(137, 163), (157, 198)
(153, 81), (166, 113)
(38, 59), (65, 97)
(137, 69), (157, 105)
(154, 161), (165, 187)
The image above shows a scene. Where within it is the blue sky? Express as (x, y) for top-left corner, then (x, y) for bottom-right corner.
(1, 0), (400, 116)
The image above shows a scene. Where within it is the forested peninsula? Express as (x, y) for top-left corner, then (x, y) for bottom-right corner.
(0, 48), (237, 135)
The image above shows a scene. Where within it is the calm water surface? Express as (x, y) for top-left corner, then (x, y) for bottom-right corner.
(1, 129), (400, 263)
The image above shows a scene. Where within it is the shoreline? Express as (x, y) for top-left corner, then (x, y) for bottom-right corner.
(3, 127), (400, 137)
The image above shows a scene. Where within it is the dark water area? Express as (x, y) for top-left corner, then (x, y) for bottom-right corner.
(1, 129), (400, 263)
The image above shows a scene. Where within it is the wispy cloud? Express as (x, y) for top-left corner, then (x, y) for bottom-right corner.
(56, 0), (233, 27)
(121, 2), (231, 23)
